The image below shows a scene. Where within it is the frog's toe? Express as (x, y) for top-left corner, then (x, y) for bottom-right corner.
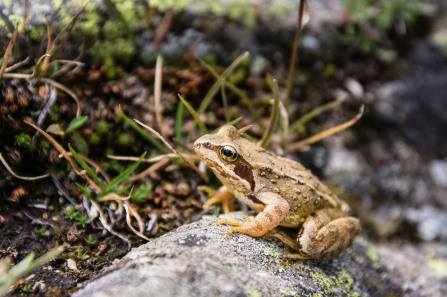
(280, 253), (309, 260)
(216, 218), (244, 227)
(245, 216), (255, 223)
(199, 185), (234, 213)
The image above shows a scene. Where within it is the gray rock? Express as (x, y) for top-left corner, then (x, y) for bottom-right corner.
(73, 211), (447, 297)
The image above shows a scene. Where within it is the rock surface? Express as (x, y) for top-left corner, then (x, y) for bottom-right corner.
(73, 211), (447, 297)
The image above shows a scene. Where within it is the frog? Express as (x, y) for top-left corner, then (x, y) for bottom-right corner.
(193, 125), (360, 260)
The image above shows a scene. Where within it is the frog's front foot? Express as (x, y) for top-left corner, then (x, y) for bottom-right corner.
(198, 185), (234, 213)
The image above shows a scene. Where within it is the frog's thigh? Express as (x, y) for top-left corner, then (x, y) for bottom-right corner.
(298, 209), (360, 260)
(230, 192), (289, 237)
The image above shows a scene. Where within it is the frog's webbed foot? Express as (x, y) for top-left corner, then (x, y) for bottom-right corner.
(217, 216), (255, 235)
(198, 185), (234, 213)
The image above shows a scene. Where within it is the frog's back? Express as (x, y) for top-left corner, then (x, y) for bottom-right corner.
(239, 138), (348, 227)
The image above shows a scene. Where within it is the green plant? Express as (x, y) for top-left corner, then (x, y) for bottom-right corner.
(0, 247), (64, 296)
(339, 0), (436, 61)
(76, 213), (89, 228)
(26, 120), (152, 244)
(63, 206), (80, 220)
(131, 182), (153, 203)
(148, 0), (258, 27)
(85, 234), (96, 245)
(20, 283), (34, 293)
(36, 226), (47, 236)
(15, 133), (35, 152)
(77, 248), (88, 260)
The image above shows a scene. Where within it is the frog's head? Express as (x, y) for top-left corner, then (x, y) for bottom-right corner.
(194, 125), (255, 191)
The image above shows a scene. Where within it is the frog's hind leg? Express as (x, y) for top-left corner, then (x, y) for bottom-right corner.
(265, 229), (299, 251)
(293, 208), (360, 260)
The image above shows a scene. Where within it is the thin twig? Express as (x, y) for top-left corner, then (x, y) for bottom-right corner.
(285, 0), (310, 108)
(34, 85), (57, 140)
(89, 198), (131, 249)
(148, 9), (173, 55)
(0, 153), (49, 180)
(4, 56), (31, 72)
(154, 55), (166, 139)
(108, 153), (199, 163)
(290, 97), (345, 132)
(0, 25), (18, 79)
(39, 78), (81, 117)
(29, 54), (52, 78)
(50, 59), (85, 78)
(123, 156), (170, 185)
(51, 173), (77, 205)
(288, 105), (365, 151)
(24, 121), (102, 192)
(123, 201), (151, 241)
(134, 119), (209, 182)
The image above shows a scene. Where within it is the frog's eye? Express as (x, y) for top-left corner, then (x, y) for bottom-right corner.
(219, 145), (238, 163)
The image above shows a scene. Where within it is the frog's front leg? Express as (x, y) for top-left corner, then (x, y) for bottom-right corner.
(217, 192), (289, 237)
(199, 185), (234, 213)
(286, 208), (360, 260)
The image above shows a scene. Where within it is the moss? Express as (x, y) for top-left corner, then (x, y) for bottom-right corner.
(28, 26), (46, 41)
(279, 288), (300, 296)
(245, 289), (262, 297)
(426, 258), (447, 278)
(366, 246), (379, 262)
(310, 268), (360, 296)
(263, 248), (280, 258)
(336, 268), (359, 297)
(310, 271), (334, 293)
(116, 1), (146, 26)
(149, 0), (191, 12)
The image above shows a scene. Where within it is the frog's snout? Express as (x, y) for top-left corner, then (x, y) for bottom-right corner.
(193, 141), (200, 153)
(194, 139), (210, 148)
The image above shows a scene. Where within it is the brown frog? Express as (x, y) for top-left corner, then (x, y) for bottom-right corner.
(194, 125), (360, 260)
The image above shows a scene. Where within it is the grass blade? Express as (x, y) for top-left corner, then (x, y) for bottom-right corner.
(201, 61), (263, 127)
(258, 79), (280, 148)
(66, 116), (88, 134)
(198, 51), (249, 114)
(178, 94), (207, 134)
(119, 106), (169, 154)
(175, 100), (184, 141)
(69, 144), (105, 189)
(103, 152), (146, 193)
(290, 97), (344, 133)
(0, 246), (64, 296)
